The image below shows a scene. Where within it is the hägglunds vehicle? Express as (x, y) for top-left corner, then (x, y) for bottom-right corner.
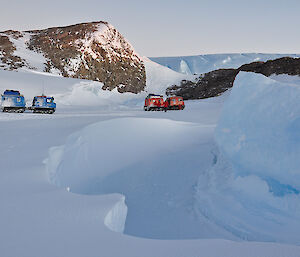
(164, 96), (185, 110)
(1, 90), (26, 113)
(30, 95), (56, 114)
(144, 94), (164, 111)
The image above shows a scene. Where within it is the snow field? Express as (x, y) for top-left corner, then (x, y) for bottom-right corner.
(45, 71), (300, 245)
(1, 61), (300, 256)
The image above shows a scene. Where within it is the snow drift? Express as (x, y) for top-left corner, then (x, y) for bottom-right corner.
(45, 117), (219, 239)
(216, 72), (300, 188)
(196, 72), (300, 244)
(46, 117), (206, 191)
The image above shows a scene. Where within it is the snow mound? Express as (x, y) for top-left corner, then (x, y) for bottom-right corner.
(46, 118), (202, 191)
(45, 117), (218, 239)
(216, 72), (300, 189)
(195, 72), (300, 244)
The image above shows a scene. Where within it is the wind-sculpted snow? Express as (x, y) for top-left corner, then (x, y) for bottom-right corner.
(104, 196), (128, 233)
(195, 72), (300, 244)
(46, 117), (222, 239)
(216, 72), (300, 190)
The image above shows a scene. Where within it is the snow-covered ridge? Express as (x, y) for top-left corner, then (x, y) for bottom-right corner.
(150, 53), (300, 75)
(0, 21), (146, 93)
(74, 22), (142, 64)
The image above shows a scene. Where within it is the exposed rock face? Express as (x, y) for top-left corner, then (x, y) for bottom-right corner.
(239, 57), (300, 77)
(166, 69), (238, 99)
(0, 32), (25, 70)
(0, 22), (146, 93)
(167, 57), (300, 100)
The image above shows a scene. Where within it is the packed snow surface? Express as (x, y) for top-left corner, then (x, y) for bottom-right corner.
(1, 66), (300, 256)
(150, 53), (300, 74)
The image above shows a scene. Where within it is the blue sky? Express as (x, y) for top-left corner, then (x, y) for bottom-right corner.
(1, 0), (300, 56)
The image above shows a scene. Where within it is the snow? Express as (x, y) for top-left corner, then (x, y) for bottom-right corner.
(150, 53), (300, 74)
(216, 72), (300, 189)
(0, 64), (300, 256)
(104, 195), (128, 233)
(143, 57), (194, 94)
(1, 22), (143, 78)
(9, 32), (47, 71)
(197, 72), (300, 244)
(73, 22), (142, 66)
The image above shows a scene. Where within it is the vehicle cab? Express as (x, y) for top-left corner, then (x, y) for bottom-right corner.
(144, 94), (164, 111)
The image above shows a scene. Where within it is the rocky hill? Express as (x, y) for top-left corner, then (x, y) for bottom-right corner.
(0, 22), (146, 93)
(166, 57), (300, 99)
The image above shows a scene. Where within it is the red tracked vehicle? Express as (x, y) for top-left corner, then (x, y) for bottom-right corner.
(164, 96), (185, 110)
(144, 94), (164, 111)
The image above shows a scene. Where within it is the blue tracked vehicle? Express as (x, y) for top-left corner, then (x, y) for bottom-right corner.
(30, 95), (56, 114)
(1, 90), (26, 113)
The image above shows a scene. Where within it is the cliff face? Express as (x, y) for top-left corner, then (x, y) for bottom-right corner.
(166, 57), (300, 100)
(0, 22), (146, 93)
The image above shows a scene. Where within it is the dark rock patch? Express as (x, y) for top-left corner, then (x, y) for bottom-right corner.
(167, 57), (300, 100)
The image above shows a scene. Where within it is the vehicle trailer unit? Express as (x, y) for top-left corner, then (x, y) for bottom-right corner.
(165, 96), (185, 110)
(1, 90), (26, 113)
(144, 94), (164, 111)
(29, 95), (56, 114)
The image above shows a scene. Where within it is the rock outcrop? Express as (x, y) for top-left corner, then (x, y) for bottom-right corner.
(0, 22), (146, 93)
(167, 57), (300, 100)
(166, 69), (238, 99)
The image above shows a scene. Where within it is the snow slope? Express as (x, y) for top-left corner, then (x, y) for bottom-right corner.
(150, 53), (300, 75)
(1, 66), (300, 256)
(143, 57), (194, 94)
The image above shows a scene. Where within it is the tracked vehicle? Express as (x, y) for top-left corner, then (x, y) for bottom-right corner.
(30, 95), (56, 114)
(165, 96), (185, 110)
(144, 94), (164, 111)
(1, 90), (26, 113)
